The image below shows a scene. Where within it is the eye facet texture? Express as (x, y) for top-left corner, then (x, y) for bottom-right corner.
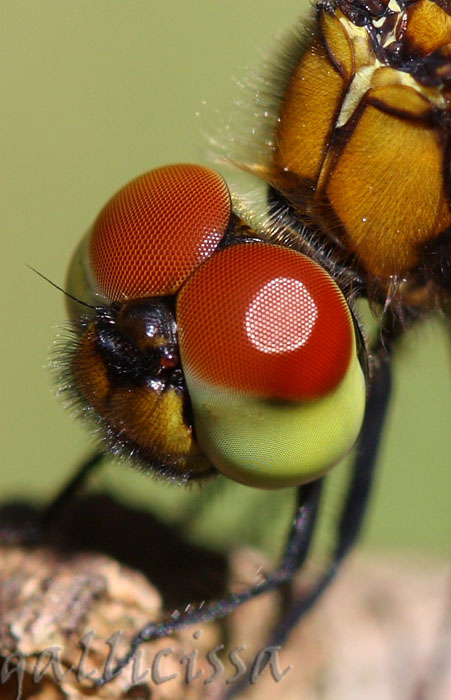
(177, 243), (353, 401)
(177, 243), (366, 488)
(89, 164), (231, 301)
(66, 163), (365, 488)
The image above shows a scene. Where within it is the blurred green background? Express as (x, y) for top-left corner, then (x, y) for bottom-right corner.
(1, 0), (449, 558)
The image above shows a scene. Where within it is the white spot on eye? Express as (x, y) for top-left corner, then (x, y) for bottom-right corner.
(245, 277), (318, 354)
(362, 217), (367, 222)
(198, 229), (221, 261)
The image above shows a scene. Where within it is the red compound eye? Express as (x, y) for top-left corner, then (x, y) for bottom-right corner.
(89, 164), (231, 300)
(177, 243), (354, 401)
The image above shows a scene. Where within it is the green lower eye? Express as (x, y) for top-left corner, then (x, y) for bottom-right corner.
(185, 347), (365, 489)
(177, 242), (366, 489)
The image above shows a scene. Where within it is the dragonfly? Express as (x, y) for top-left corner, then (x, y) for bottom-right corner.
(28, 0), (451, 687)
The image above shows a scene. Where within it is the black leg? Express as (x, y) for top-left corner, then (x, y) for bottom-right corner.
(0, 451), (105, 544)
(96, 477), (324, 685)
(269, 343), (394, 646)
(98, 337), (395, 686)
(40, 450), (105, 529)
(221, 342), (394, 700)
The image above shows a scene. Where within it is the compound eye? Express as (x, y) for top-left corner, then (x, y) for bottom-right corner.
(88, 164), (231, 301)
(177, 243), (366, 488)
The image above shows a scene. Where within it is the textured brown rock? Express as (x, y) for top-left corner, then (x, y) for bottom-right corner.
(0, 496), (449, 700)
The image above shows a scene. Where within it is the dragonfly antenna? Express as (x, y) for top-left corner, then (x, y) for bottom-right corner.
(27, 265), (97, 311)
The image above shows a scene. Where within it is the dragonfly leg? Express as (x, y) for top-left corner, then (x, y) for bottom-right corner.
(0, 452), (106, 544)
(267, 339), (394, 647)
(34, 452), (105, 530)
(95, 477), (324, 685)
(39, 450), (106, 529)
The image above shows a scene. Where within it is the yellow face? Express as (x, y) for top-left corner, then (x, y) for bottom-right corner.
(64, 166), (366, 487)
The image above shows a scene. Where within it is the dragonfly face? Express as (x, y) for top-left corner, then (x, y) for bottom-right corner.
(63, 163), (366, 488)
(54, 0), (449, 683)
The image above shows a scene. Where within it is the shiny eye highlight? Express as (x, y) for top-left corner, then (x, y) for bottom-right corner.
(177, 243), (366, 488)
(177, 243), (354, 401)
(89, 164), (231, 300)
(245, 276), (318, 354)
(64, 163), (365, 490)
